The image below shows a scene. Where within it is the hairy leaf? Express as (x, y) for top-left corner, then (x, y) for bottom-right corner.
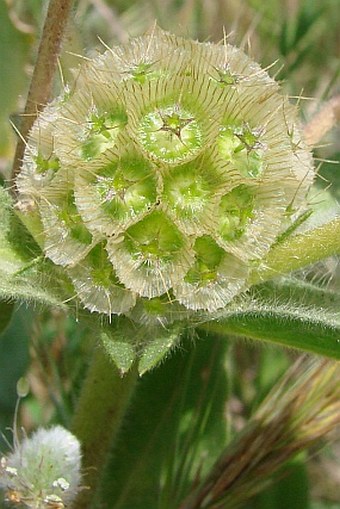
(202, 278), (340, 359)
(0, 186), (66, 309)
(0, 267), (67, 309)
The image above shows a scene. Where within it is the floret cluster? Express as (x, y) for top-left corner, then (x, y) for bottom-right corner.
(17, 28), (314, 316)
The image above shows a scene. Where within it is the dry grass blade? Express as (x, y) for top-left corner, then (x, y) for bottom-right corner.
(179, 357), (340, 509)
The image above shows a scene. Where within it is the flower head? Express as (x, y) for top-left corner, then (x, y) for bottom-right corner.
(16, 27), (314, 318)
(0, 425), (81, 508)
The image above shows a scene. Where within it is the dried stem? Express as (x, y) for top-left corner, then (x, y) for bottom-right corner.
(179, 359), (340, 509)
(11, 0), (74, 191)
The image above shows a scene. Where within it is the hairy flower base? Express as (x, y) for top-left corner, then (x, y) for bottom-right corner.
(16, 27), (314, 318)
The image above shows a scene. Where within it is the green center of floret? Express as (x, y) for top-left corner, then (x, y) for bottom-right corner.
(124, 211), (185, 264)
(95, 156), (157, 222)
(163, 163), (215, 215)
(35, 153), (60, 175)
(185, 236), (224, 285)
(58, 193), (92, 244)
(212, 64), (241, 87)
(81, 108), (127, 160)
(218, 185), (254, 241)
(218, 123), (265, 178)
(129, 62), (160, 84)
(138, 104), (202, 163)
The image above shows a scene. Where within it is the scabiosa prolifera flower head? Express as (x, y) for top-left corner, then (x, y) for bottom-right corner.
(0, 425), (81, 508)
(16, 26), (315, 319)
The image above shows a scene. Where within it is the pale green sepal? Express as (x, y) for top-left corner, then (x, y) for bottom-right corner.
(101, 331), (135, 375)
(138, 325), (181, 375)
(100, 318), (182, 375)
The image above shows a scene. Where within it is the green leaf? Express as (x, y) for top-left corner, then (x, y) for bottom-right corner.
(101, 331), (229, 509)
(0, 187), (66, 309)
(0, 258), (66, 309)
(201, 278), (340, 359)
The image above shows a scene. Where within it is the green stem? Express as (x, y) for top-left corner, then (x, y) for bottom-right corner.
(71, 345), (138, 509)
(251, 218), (340, 284)
(11, 0), (74, 190)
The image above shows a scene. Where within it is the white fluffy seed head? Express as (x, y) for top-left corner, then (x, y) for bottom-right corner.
(0, 426), (81, 508)
(16, 27), (315, 319)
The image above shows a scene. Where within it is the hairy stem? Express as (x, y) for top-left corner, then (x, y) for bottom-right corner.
(251, 218), (340, 284)
(71, 345), (138, 509)
(11, 0), (74, 190)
